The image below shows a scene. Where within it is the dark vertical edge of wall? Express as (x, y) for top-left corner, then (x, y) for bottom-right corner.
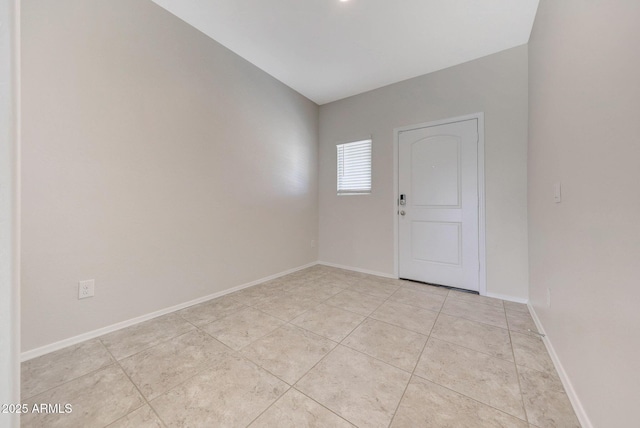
(0, 0), (20, 426)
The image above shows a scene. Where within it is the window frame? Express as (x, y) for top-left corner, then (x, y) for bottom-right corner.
(336, 138), (372, 196)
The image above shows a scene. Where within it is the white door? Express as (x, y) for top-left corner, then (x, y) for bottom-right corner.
(398, 119), (479, 291)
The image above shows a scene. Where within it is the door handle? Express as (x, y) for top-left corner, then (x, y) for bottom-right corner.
(400, 210), (406, 216)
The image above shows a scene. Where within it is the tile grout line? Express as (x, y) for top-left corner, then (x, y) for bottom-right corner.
(409, 369), (535, 425)
(102, 325), (198, 364)
(106, 310), (245, 427)
(447, 291), (507, 310)
(274, 277), (398, 426)
(386, 290), (448, 427)
(474, 294), (529, 423)
(506, 304), (532, 425)
(23, 333), (199, 406)
(428, 331), (517, 365)
(442, 292), (509, 324)
(185, 275), (330, 357)
(101, 343), (169, 428)
(398, 291), (533, 424)
(117, 325), (255, 427)
(242, 385), (294, 427)
(98, 314), (197, 361)
(242, 274), (462, 426)
(286, 278), (420, 426)
(236, 274), (517, 422)
(290, 387), (361, 428)
(20, 342), (115, 402)
(240, 270), (369, 427)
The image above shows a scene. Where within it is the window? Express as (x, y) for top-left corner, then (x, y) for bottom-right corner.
(337, 139), (372, 195)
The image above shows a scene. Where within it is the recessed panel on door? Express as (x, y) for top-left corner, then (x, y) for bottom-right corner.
(411, 137), (461, 208)
(411, 221), (461, 265)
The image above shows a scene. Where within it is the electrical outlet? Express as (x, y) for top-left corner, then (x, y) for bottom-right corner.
(78, 279), (95, 299)
(547, 288), (551, 307)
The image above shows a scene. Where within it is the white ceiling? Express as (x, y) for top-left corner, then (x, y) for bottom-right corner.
(151, 0), (539, 105)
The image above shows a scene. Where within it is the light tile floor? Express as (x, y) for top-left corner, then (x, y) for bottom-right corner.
(21, 266), (581, 427)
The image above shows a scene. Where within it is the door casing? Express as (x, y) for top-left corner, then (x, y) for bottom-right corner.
(393, 112), (486, 296)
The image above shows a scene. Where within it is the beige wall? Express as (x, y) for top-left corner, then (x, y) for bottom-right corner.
(528, 1), (640, 426)
(318, 46), (529, 300)
(21, 0), (319, 352)
(1, 0), (20, 423)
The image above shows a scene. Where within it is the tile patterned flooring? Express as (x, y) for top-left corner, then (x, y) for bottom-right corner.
(21, 266), (581, 427)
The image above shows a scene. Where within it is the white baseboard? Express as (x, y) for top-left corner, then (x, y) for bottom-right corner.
(528, 304), (593, 428)
(20, 262), (317, 362)
(485, 292), (528, 304)
(316, 261), (396, 279)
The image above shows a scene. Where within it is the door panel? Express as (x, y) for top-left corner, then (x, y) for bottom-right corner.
(399, 119), (479, 291)
(411, 136), (460, 207)
(410, 221), (461, 265)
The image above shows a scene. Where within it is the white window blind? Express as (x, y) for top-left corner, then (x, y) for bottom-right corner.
(337, 139), (372, 195)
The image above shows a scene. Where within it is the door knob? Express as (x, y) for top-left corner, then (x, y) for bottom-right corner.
(400, 210), (406, 216)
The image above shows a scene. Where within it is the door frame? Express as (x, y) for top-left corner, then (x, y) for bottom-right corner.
(393, 112), (486, 296)
(1, 0), (21, 421)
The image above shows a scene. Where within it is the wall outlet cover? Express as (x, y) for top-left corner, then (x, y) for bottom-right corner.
(79, 279), (95, 299)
